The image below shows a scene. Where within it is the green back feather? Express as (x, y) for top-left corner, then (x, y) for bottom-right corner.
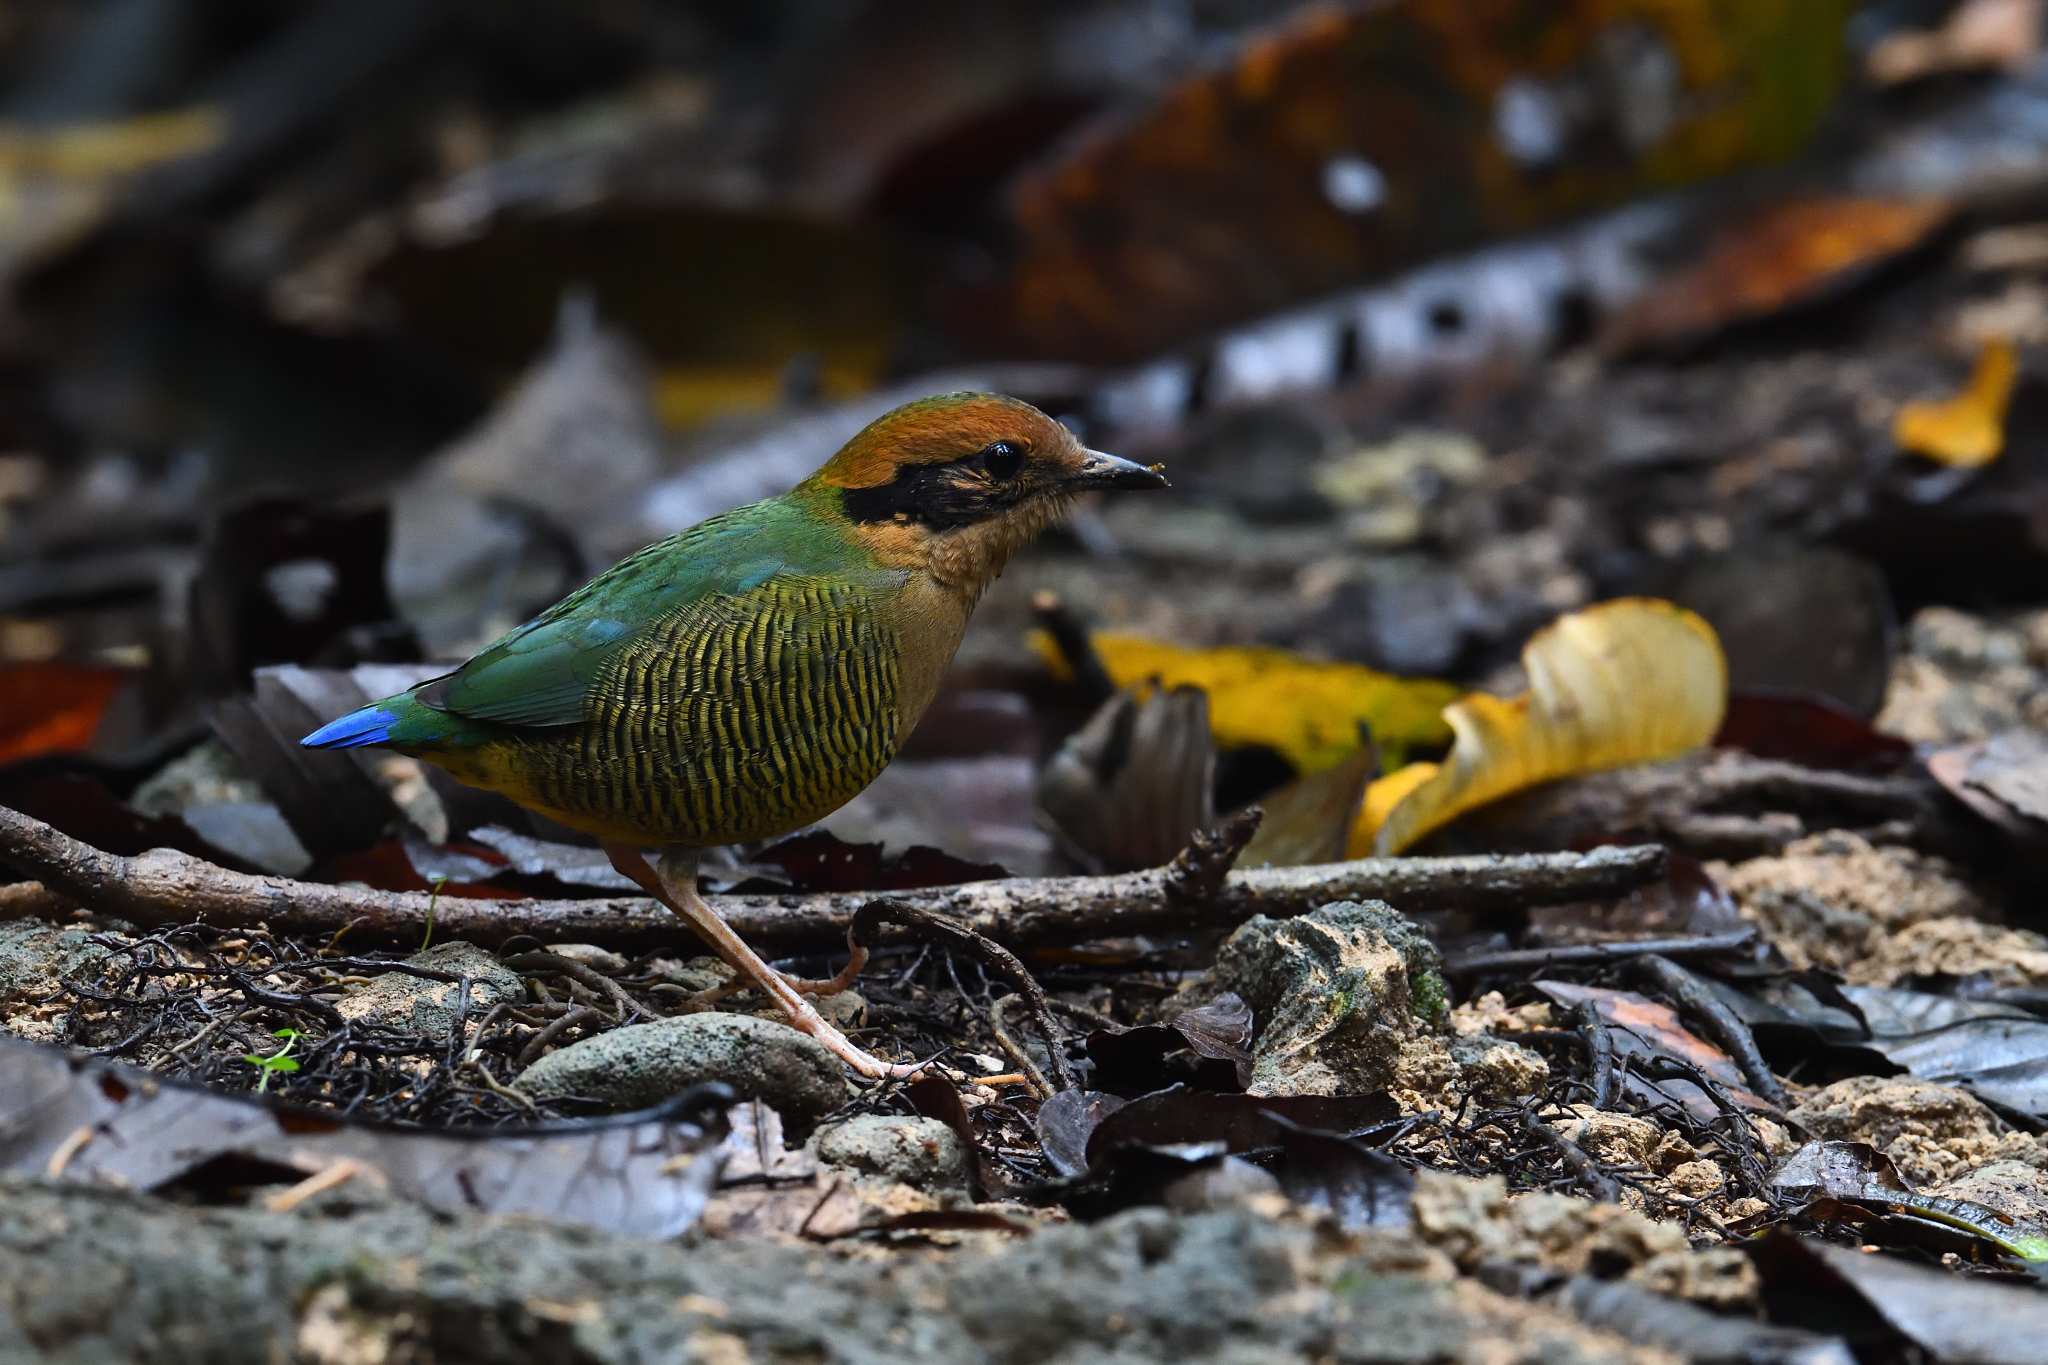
(406, 490), (892, 739)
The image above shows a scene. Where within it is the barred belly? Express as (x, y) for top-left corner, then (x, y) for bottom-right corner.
(511, 584), (901, 846)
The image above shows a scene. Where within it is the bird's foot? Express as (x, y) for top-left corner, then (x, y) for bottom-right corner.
(776, 943), (868, 997)
(774, 990), (934, 1081)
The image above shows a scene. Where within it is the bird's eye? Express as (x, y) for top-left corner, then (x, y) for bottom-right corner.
(980, 441), (1024, 481)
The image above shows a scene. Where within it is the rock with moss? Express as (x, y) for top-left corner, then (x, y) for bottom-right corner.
(1205, 899), (1449, 1096)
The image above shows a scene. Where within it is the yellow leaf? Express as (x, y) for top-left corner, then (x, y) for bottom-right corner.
(1351, 599), (1728, 856)
(652, 357), (880, 428)
(0, 107), (224, 179)
(1894, 339), (2018, 467)
(0, 108), (226, 275)
(1355, 761), (1434, 846)
(1031, 632), (1457, 772)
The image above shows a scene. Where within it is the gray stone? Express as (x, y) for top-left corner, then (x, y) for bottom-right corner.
(518, 1012), (847, 1132)
(1206, 899), (1448, 1096)
(179, 802), (312, 877)
(774, 988), (866, 1032)
(0, 921), (109, 1012)
(649, 954), (732, 997)
(1449, 1034), (1550, 1101)
(334, 942), (523, 1039)
(130, 740), (265, 816)
(811, 1116), (968, 1191)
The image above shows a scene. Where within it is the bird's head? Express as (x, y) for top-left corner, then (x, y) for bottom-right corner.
(802, 392), (1167, 591)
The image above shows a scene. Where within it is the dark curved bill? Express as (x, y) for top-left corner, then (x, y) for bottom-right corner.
(1072, 448), (1170, 490)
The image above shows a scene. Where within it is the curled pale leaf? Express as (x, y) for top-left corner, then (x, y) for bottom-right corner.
(1894, 339), (2018, 467)
(1352, 599), (1727, 856)
(1032, 632), (1456, 772)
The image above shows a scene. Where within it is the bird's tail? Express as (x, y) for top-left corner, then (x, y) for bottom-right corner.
(300, 702), (399, 750)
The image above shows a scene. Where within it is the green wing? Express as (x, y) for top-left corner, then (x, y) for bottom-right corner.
(418, 500), (850, 730)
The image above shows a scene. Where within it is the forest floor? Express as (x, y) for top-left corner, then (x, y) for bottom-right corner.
(7, 246), (2048, 1363)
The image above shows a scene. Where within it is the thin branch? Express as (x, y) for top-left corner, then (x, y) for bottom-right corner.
(1443, 929), (1757, 978)
(1522, 1108), (1621, 1203)
(1629, 954), (1788, 1109)
(0, 804), (1665, 954)
(849, 897), (1074, 1094)
(1575, 1000), (1616, 1112)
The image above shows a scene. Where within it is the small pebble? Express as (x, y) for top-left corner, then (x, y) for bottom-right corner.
(811, 1115), (968, 1191)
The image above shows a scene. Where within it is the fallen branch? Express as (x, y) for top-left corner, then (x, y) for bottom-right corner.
(0, 804), (1665, 954)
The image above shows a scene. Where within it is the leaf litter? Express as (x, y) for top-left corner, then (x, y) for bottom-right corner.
(6, 4), (2048, 1361)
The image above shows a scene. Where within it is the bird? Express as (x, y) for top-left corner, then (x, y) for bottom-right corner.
(302, 392), (1167, 1077)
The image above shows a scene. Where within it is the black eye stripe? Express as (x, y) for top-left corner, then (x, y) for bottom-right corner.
(841, 443), (1033, 528)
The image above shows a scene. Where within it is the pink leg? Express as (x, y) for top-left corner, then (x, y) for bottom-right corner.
(602, 844), (926, 1081)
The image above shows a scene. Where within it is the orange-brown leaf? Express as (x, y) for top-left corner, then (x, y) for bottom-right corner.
(995, 0), (1852, 360)
(0, 663), (126, 763)
(1603, 195), (1951, 351)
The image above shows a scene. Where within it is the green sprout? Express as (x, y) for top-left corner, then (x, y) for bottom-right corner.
(242, 1027), (301, 1094)
(421, 875), (447, 950)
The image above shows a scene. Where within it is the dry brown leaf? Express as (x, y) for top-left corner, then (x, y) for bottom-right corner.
(0, 663), (126, 763)
(995, 0), (1853, 359)
(1352, 599), (1727, 856)
(1602, 195), (1951, 352)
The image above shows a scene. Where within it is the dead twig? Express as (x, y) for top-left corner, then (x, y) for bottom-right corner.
(1162, 808), (1263, 906)
(464, 1057), (539, 1115)
(1575, 1000), (1616, 1111)
(1629, 955), (1788, 1109)
(515, 1005), (603, 1070)
(43, 1126), (94, 1179)
(986, 994), (1055, 1100)
(1468, 750), (1953, 860)
(502, 950), (646, 1024)
(0, 805), (1668, 953)
(1522, 1108), (1621, 1203)
(848, 899), (1075, 1094)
